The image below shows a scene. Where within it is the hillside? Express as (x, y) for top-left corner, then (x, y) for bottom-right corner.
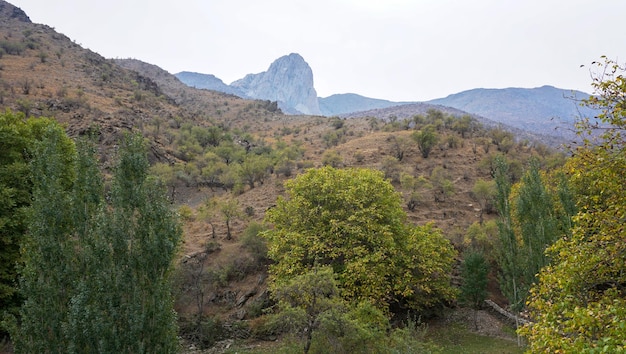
(1, 1), (565, 351)
(318, 93), (408, 116)
(428, 85), (597, 140)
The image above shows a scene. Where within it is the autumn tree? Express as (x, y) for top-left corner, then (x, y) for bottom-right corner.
(521, 58), (626, 352)
(262, 166), (456, 313)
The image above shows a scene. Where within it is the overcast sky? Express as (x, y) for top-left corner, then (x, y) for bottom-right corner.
(10, 0), (626, 101)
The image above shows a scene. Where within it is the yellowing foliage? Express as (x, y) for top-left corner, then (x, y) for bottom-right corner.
(263, 166), (456, 312)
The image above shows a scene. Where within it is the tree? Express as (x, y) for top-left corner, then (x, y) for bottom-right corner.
(512, 158), (560, 301)
(219, 197), (241, 240)
(412, 124), (438, 158)
(0, 111), (66, 329)
(271, 266), (344, 354)
(452, 115), (476, 138)
(430, 166), (454, 202)
(239, 154), (271, 189)
(493, 155), (522, 311)
(459, 251), (489, 329)
(7, 123), (76, 352)
(471, 179), (495, 224)
(263, 166), (456, 312)
(520, 58), (626, 352)
(10, 132), (182, 353)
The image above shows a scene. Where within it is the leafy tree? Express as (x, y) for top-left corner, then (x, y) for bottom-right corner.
(389, 135), (410, 161)
(7, 123), (76, 352)
(10, 132), (181, 353)
(0, 111), (66, 327)
(239, 154), (271, 189)
(493, 155), (522, 311)
(321, 149), (343, 167)
(459, 251), (489, 329)
(219, 197), (241, 240)
(400, 173), (430, 211)
(380, 156), (402, 183)
(430, 166), (454, 202)
(520, 58), (626, 352)
(412, 124), (438, 158)
(471, 179), (496, 224)
(512, 158), (560, 299)
(263, 166), (456, 312)
(452, 115), (477, 138)
(271, 266), (345, 354)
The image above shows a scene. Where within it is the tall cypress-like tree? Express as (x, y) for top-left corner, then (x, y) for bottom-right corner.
(494, 155), (522, 310)
(514, 158), (559, 303)
(12, 132), (181, 353)
(11, 124), (77, 352)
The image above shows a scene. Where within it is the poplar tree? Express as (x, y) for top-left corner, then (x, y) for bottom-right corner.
(12, 132), (181, 353)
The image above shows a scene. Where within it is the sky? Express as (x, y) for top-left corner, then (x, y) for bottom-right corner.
(9, 0), (626, 101)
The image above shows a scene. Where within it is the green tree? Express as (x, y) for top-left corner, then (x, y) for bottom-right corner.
(263, 166), (456, 312)
(8, 123), (76, 352)
(271, 266), (345, 354)
(11, 133), (181, 353)
(0, 111), (65, 327)
(520, 58), (626, 352)
(513, 158), (560, 301)
(459, 251), (489, 329)
(412, 124), (438, 158)
(493, 155), (522, 311)
(471, 178), (496, 224)
(451, 115), (477, 138)
(239, 154), (271, 189)
(219, 197), (241, 240)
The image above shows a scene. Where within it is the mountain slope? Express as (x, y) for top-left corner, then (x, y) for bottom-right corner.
(175, 71), (245, 97)
(428, 85), (596, 139)
(319, 93), (408, 116)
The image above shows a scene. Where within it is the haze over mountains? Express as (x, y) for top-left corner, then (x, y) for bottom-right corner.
(176, 53), (596, 142)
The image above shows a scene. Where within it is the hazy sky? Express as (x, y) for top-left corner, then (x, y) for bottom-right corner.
(10, 0), (626, 101)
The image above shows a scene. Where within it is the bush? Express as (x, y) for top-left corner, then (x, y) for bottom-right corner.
(241, 222), (268, 263)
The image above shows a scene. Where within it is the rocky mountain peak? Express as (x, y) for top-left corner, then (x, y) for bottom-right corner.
(0, 1), (31, 22)
(231, 53), (321, 115)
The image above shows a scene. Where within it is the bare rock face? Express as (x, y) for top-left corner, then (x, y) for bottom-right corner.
(0, 1), (31, 22)
(231, 53), (321, 115)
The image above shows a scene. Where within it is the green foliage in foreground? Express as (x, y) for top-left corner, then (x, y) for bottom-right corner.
(520, 57), (626, 352)
(8, 132), (181, 353)
(263, 166), (457, 313)
(0, 112), (67, 327)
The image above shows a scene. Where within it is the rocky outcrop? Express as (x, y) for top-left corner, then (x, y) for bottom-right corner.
(230, 53), (321, 115)
(0, 1), (31, 22)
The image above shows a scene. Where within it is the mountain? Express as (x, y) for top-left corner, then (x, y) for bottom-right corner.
(428, 85), (597, 139)
(175, 71), (244, 97)
(230, 53), (321, 115)
(318, 93), (408, 116)
(0, 0), (30, 22)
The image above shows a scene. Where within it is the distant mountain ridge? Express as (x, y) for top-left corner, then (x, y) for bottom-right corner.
(175, 53), (597, 141)
(175, 71), (244, 97)
(428, 85), (597, 139)
(177, 53), (321, 115)
(318, 93), (409, 116)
